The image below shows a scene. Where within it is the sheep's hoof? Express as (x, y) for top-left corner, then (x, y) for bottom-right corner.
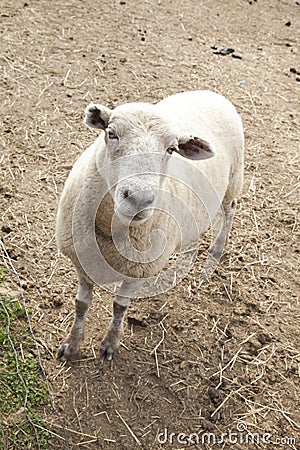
(208, 247), (223, 261)
(57, 343), (80, 361)
(100, 340), (119, 361)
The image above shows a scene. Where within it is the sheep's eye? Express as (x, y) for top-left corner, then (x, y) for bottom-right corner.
(166, 147), (176, 155)
(107, 129), (118, 140)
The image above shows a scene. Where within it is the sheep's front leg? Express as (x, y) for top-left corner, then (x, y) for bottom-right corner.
(58, 277), (93, 360)
(100, 280), (142, 361)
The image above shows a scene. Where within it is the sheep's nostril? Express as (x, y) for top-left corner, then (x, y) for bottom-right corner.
(134, 191), (155, 207)
(123, 189), (155, 208)
(145, 193), (155, 205)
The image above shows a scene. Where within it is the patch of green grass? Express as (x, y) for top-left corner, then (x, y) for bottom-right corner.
(0, 270), (53, 449)
(0, 267), (6, 283)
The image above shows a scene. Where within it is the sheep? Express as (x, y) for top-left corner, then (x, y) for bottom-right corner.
(56, 90), (244, 361)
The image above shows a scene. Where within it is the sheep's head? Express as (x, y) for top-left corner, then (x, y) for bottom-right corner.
(84, 102), (215, 225)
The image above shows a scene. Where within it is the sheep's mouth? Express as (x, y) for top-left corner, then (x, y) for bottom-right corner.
(114, 201), (155, 226)
(116, 209), (153, 225)
(129, 212), (152, 225)
(132, 213), (146, 222)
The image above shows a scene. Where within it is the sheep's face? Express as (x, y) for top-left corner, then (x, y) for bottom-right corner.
(101, 109), (176, 225)
(84, 102), (215, 225)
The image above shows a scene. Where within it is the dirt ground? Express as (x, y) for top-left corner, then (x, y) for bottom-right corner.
(1, 0), (300, 448)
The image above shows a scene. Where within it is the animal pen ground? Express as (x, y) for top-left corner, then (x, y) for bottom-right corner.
(0, 0), (299, 449)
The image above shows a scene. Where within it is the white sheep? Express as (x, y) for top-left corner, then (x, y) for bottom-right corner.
(56, 90), (244, 361)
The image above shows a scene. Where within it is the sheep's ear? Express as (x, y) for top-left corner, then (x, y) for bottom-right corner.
(84, 103), (112, 130)
(176, 135), (215, 160)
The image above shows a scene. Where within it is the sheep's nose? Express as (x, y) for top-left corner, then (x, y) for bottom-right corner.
(124, 189), (155, 209)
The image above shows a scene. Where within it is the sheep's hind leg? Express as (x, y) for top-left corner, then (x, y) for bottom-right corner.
(58, 277), (93, 360)
(209, 198), (237, 261)
(200, 199), (237, 284)
(100, 280), (143, 361)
